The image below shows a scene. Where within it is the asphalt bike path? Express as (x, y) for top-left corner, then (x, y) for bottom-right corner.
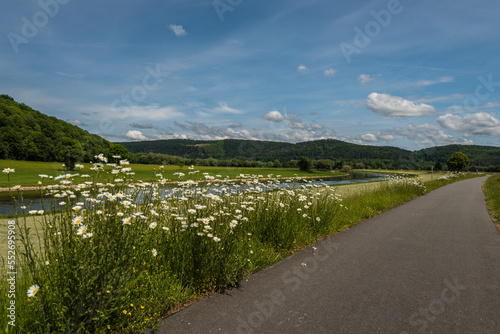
(150, 176), (500, 333)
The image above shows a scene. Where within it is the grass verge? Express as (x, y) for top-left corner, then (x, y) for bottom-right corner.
(483, 173), (500, 233)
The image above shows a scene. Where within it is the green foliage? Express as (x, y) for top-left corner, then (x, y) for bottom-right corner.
(447, 152), (470, 171)
(0, 95), (128, 163)
(341, 165), (352, 173)
(297, 156), (312, 173)
(355, 162), (365, 169)
(435, 161), (443, 171)
(315, 159), (333, 171)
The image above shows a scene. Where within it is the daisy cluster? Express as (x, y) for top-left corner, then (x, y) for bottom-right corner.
(437, 172), (464, 180)
(18, 158), (341, 330)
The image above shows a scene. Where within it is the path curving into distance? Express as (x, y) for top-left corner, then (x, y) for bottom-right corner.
(150, 176), (500, 334)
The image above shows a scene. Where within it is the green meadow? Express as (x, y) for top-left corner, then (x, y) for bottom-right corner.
(0, 159), (345, 188)
(0, 161), (484, 333)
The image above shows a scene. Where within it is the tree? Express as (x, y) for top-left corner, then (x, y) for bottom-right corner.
(434, 162), (443, 171)
(315, 159), (333, 171)
(177, 159), (185, 169)
(355, 162), (365, 170)
(447, 152), (470, 171)
(341, 165), (352, 173)
(297, 156), (313, 173)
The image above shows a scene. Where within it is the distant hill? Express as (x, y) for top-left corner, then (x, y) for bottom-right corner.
(416, 145), (500, 166)
(0, 94), (128, 163)
(118, 138), (500, 169)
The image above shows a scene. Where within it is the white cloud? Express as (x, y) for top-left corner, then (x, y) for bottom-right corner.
(324, 68), (337, 77)
(297, 65), (308, 73)
(358, 74), (374, 86)
(366, 93), (436, 117)
(378, 134), (395, 142)
(391, 123), (474, 147)
(289, 122), (305, 129)
(481, 102), (500, 108)
(212, 102), (243, 114)
(437, 112), (500, 137)
(67, 119), (87, 126)
(310, 123), (324, 130)
(124, 130), (148, 141)
(171, 121), (337, 144)
(446, 105), (467, 113)
(108, 104), (184, 120)
(263, 111), (284, 122)
(169, 24), (187, 36)
(415, 94), (466, 103)
(416, 76), (454, 87)
(361, 134), (377, 142)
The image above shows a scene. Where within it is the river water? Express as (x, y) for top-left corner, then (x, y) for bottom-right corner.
(0, 172), (386, 216)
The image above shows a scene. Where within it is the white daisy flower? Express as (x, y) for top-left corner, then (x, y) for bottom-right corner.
(27, 285), (39, 297)
(77, 225), (88, 235)
(72, 216), (83, 225)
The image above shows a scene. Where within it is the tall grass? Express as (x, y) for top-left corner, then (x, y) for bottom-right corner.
(0, 162), (482, 333)
(484, 174), (500, 228)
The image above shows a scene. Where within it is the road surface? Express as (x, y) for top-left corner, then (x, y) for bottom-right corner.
(150, 176), (500, 333)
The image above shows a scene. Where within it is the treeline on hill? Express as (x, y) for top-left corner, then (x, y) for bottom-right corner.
(119, 139), (500, 171)
(0, 94), (128, 165)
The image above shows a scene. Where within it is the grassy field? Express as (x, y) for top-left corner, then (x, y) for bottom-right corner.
(483, 173), (500, 230)
(0, 159), (347, 188)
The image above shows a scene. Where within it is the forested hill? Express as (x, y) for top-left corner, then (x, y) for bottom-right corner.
(119, 138), (410, 161)
(0, 94), (128, 162)
(118, 138), (500, 169)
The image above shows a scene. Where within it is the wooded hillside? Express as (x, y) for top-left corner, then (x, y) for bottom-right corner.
(0, 94), (128, 163)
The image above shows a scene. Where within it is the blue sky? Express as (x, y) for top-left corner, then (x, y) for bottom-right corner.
(1, 0), (499, 150)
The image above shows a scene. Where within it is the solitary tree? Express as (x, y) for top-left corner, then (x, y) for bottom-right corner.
(446, 152), (470, 171)
(298, 156), (313, 173)
(177, 159), (185, 169)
